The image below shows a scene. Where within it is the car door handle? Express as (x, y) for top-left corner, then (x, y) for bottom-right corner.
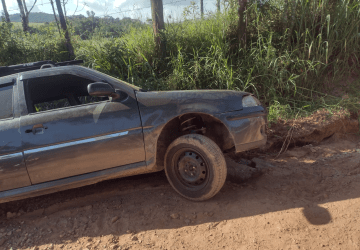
(25, 124), (48, 135)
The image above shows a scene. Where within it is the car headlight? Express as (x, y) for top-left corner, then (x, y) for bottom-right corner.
(242, 95), (261, 107)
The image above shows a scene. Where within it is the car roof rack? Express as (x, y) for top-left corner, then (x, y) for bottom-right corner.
(0, 59), (84, 78)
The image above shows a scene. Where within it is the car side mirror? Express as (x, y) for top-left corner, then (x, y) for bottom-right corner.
(87, 82), (115, 97)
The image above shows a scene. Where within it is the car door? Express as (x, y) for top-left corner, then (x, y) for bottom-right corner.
(0, 75), (32, 191)
(19, 69), (146, 184)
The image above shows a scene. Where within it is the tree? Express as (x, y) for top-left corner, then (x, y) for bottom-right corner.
(55, 0), (74, 59)
(49, 0), (61, 34)
(200, 0), (204, 17)
(16, 0), (38, 32)
(62, 0), (68, 19)
(238, 0), (247, 48)
(150, 0), (166, 60)
(216, 0), (220, 12)
(1, 0), (10, 22)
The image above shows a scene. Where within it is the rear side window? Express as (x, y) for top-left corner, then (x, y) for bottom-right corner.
(0, 84), (13, 120)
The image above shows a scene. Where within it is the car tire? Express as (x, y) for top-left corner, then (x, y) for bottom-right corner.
(164, 134), (227, 201)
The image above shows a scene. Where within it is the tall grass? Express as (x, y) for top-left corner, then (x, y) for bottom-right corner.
(1, 0), (360, 121)
(0, 22), (69, 64)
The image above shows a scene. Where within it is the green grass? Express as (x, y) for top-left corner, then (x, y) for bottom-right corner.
(11, 22), (44, 28)
(1, 0), (360, 123)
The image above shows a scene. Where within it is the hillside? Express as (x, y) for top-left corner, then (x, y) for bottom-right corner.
(6, 12), (142, 24)
(8, 12), (55, 23)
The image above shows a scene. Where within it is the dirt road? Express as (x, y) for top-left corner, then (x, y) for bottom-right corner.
(1, 112), (360, 250)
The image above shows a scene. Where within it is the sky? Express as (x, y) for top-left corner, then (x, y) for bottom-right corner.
(0, 0), (219, 21)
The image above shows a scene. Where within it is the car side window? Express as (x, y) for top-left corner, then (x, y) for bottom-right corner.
(24, 74), (109, 114)
(0, 84), (14, 120)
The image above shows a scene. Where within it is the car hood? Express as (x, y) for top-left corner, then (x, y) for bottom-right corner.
(136, 90), (249, 114)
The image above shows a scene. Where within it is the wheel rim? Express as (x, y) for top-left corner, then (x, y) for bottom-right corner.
(174, 149), (208, 188)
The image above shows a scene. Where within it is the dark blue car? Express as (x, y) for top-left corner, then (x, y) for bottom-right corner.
(0, 60), (267, 202)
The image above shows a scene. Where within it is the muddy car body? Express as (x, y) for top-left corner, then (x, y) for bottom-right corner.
(0, 60), (267, 203)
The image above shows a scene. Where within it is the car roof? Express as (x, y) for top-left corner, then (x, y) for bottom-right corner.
(0, 60), (84, 78)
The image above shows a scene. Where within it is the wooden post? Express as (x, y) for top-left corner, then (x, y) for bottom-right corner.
(55, 0), (75, 59)
(151, 0), (166, 60)
(1, 0), (11, 22)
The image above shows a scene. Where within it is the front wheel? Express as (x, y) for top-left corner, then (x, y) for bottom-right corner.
(164, 134), (227, 201)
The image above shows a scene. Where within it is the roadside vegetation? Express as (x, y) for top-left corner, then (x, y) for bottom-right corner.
(1, 0), (360, 122)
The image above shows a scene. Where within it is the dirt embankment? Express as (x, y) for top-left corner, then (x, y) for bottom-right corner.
(267, 109), (359, 149)
(0, 110), (360, 250)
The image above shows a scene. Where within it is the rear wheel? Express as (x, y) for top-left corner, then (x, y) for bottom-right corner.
(164, 134), (227, 201)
